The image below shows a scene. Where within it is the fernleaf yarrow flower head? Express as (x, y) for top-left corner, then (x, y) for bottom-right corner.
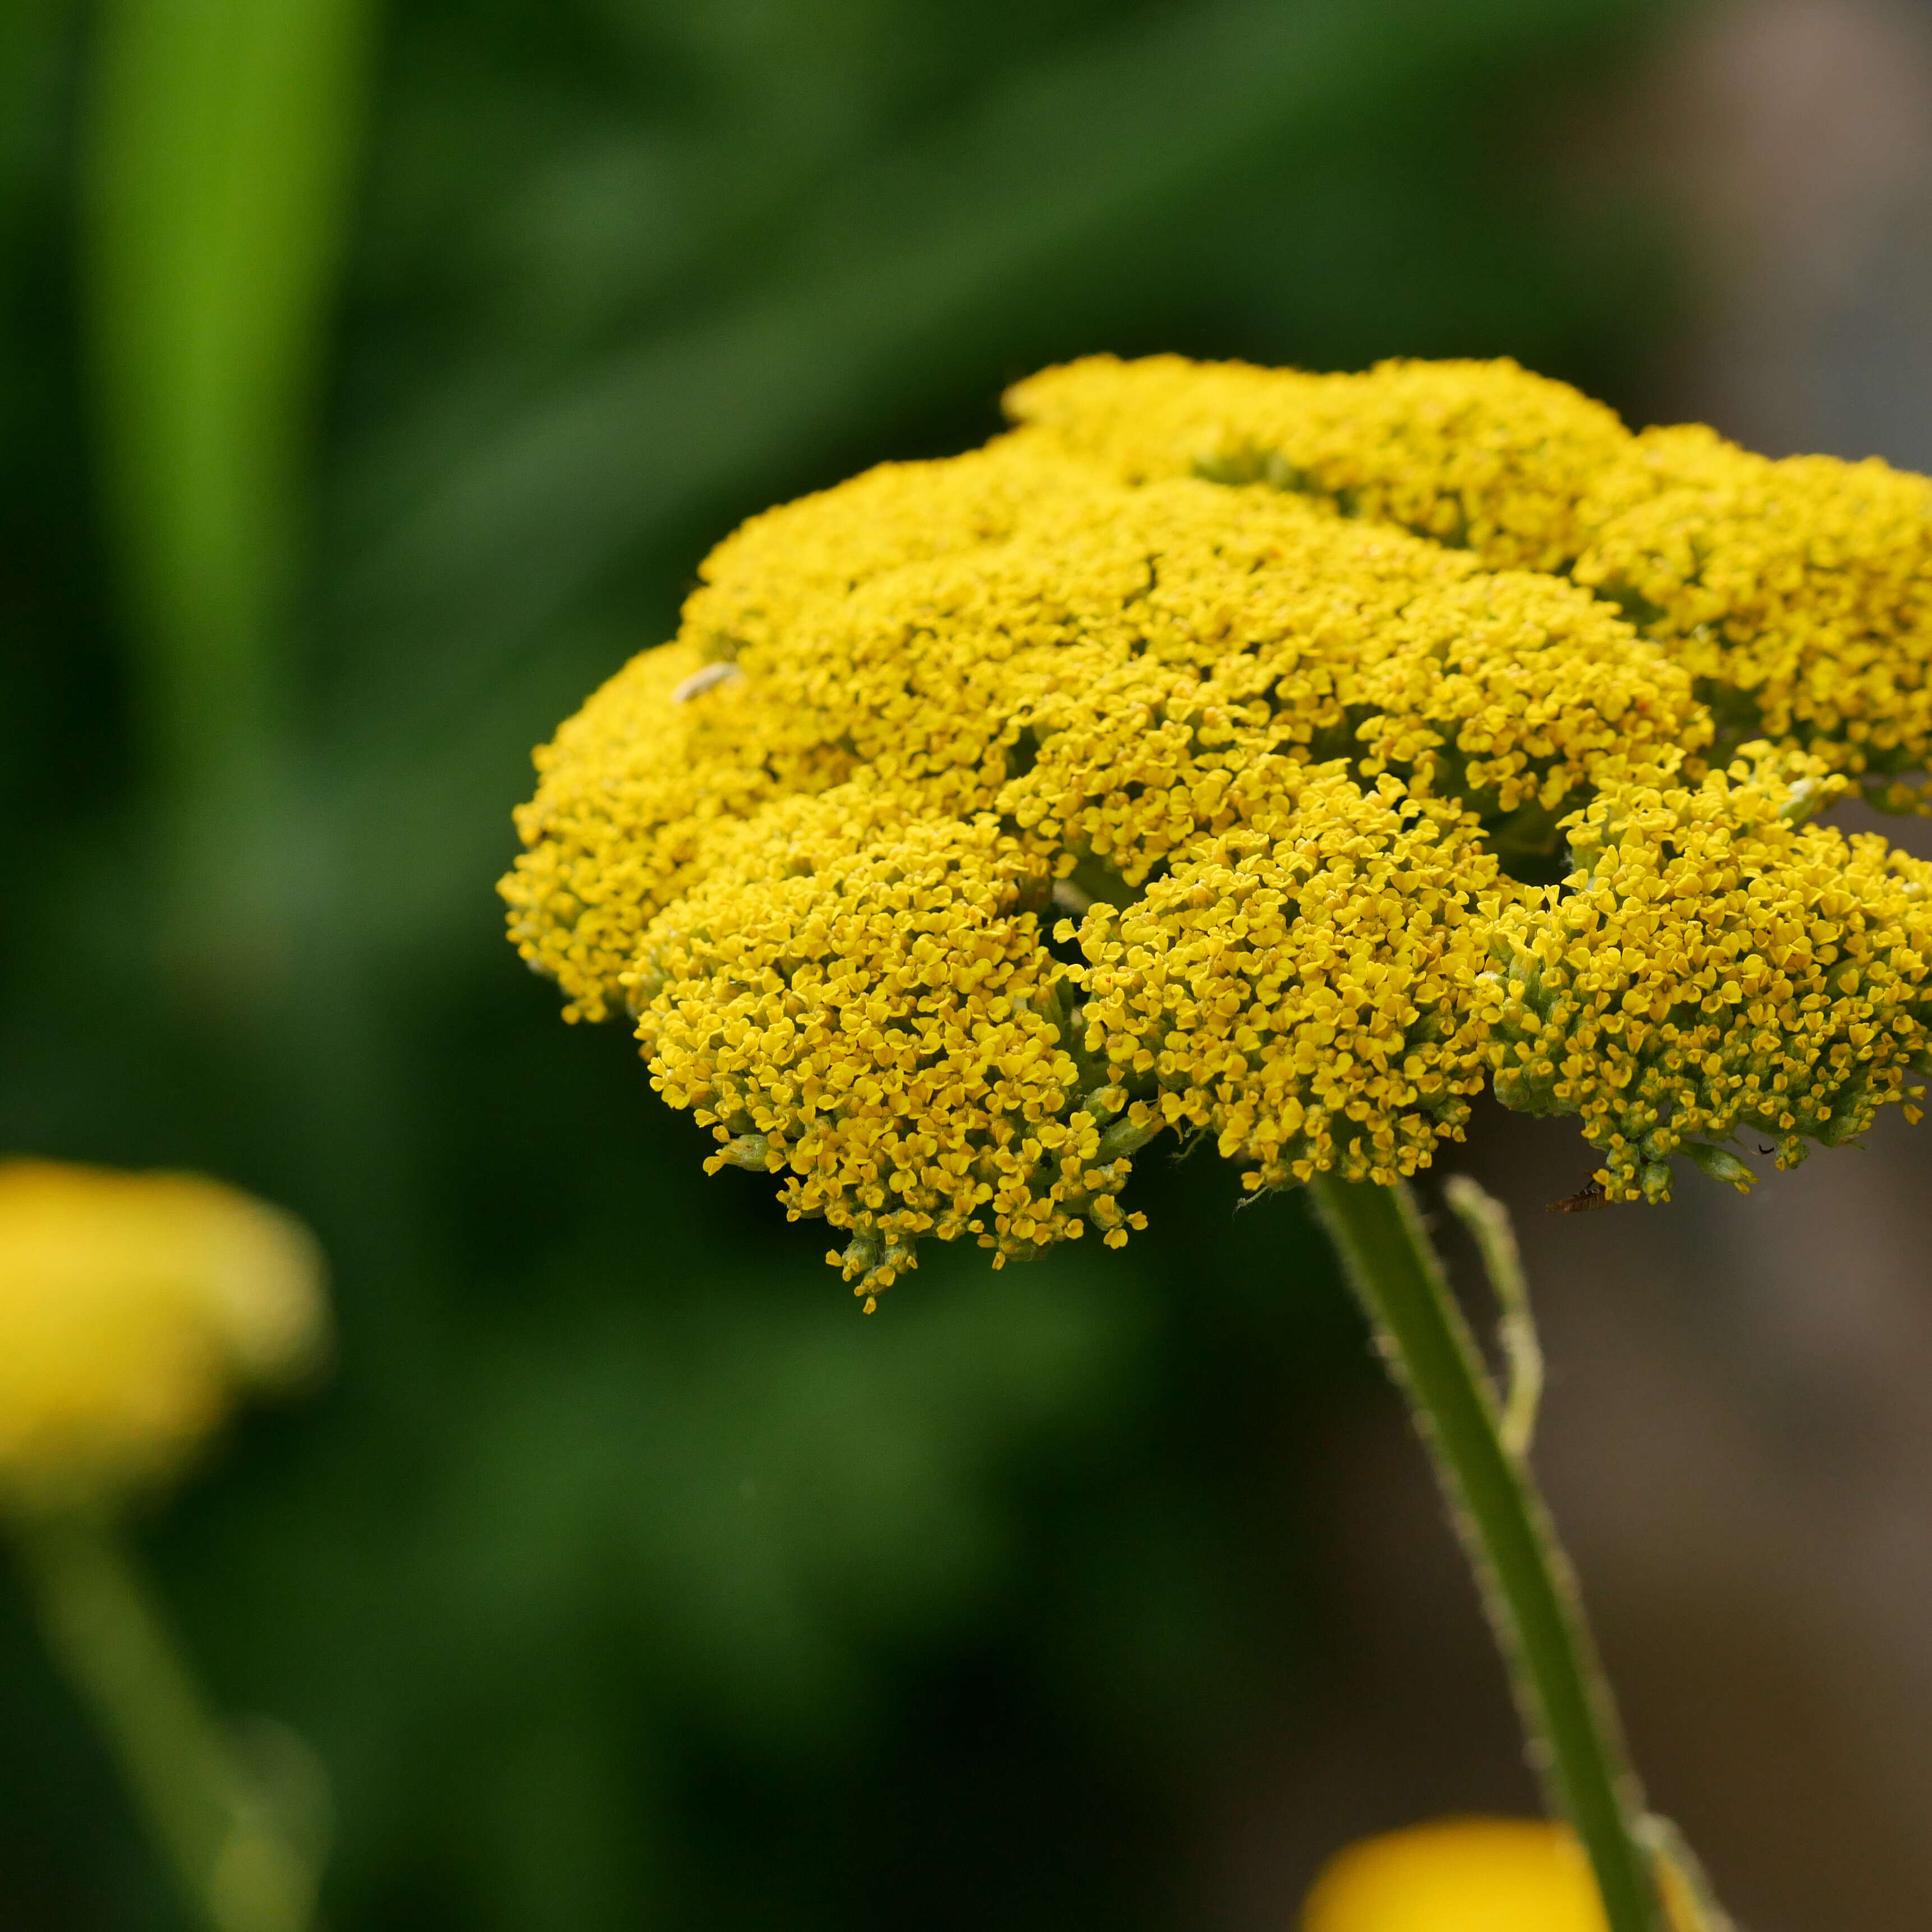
(504, 355), (1932, 1304)
(0, 1162), (327, 1511)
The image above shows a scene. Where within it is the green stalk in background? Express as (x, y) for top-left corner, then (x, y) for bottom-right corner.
(0, 1164), (332, 1932)
(81, 0), (378, 1002)
(15, 1513), (325, 1932)
(1309, 1174), (1667, 1932)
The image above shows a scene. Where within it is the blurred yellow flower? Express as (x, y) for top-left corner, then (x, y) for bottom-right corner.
(1301, 1819), (1607, 1932)
(0, 1161), (327, 1511)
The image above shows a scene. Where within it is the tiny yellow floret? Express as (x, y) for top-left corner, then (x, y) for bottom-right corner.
(0, 1162), (327, 1511)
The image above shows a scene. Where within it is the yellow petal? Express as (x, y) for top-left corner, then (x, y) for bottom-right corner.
(1301, 1819), (1607, 1932)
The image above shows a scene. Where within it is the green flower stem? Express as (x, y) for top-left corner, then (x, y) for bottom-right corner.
(11, 1511), (318, 1932)
(1308, 1173), (1662, 1932)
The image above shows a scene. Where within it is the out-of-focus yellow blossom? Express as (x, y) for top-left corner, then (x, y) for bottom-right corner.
(0, 1162), (327, 1510)
(1301, 1818), (1718, 1932)
(504, 352), (1932, 1301)
(1300, 1819), (1608, 1932)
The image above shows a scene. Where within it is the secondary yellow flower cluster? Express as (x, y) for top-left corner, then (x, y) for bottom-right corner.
(631, 791), (1146, 1307)
(504, 354), (1932, 1298)
(1574, 425), (1932, 803)
(1488, 749), (1932, 1202)
(1071, 770), (1499, 1190)
(0, 1162), (327, 1510)
(1008, 354), (1632, 570)
(1015, 356), (1932, 791)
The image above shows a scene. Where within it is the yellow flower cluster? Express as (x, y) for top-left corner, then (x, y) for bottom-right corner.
(1572, 424), (1932, 797)
(1488, 750), (1932, 1202)
(1007, 353), (1630, 570)
(504, 353), (1932, 1298)
(1071, 769), (1498, 1188)
(631, 791), (1146, 1308)
(1016, 355), (1932, 791)
(0, 1162), (327, 1511)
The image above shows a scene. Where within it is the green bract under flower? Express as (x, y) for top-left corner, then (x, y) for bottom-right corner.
(503, 355), (1932, 1302)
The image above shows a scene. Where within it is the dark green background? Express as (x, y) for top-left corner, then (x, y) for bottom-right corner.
(0, 1), (1679, 1925)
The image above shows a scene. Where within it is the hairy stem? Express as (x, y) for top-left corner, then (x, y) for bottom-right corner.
(1308, 1172), (1662, 1932)
(1443, 1172), (1543, 1458)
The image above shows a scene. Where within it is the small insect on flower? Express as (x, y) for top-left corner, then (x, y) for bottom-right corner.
(669, 660), (744, 703)
(1549, 1179), (1610, 1215)
(504, 353), (1932, 1302)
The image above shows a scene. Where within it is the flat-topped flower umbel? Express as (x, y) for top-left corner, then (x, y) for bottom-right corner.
(503, 355), (1932, 1306)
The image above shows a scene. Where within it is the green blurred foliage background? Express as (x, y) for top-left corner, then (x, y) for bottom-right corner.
(0, 1), (1682, 1925)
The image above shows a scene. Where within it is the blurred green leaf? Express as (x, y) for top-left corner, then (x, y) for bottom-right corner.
(84, 0), (377, 889)
(336, 0), (1643, 752)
